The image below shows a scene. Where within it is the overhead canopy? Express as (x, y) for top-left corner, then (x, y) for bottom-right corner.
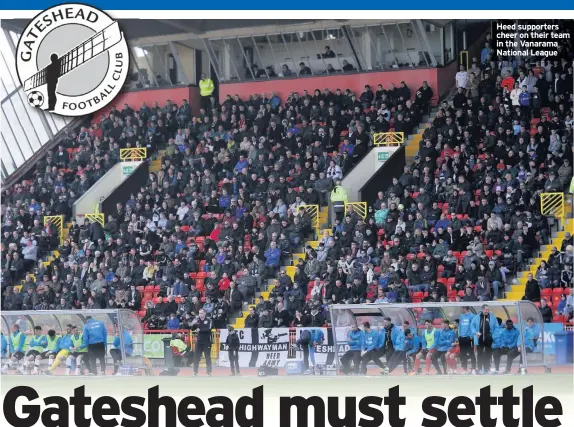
(1, 18), (453, 42)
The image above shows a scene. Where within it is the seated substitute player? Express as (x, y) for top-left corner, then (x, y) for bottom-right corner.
(21, 326), (47, 375)
(70, 325), (89, 376)
(1, 324), (26, 374)
(360, 322), (385, 374)
(111, 328), (134, 375)
(524, 317), (540, 352)
(445, 319), (460, 374)
(42, 330), (61, 372)
(431, 319), (456, 375)
(46, 324), (73, 375)
(1, 333), (7, 360)
(378, 317), (401, 373)
(493, 319), (521, 374)
(405, 328), (422, 373)
(412, 319), (439, 375)
(340, 323), (363, 375)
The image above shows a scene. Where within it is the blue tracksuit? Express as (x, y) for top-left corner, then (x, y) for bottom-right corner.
(406, 336), (422, 356)
(458, 312), (475, 338)
(1, 334), (7, 358)
(524, 325), (539, 351)
(500, 327), (520, 348)
(58, 334), (74, 352)
(471, 312), (499, 346)
(378, 325), (401, 350)
(347, 330), (363, 351)
(9, 331), (26, 354)
(362, 330), (380, 352)
(81, 319), (108, 348)
(392, 329), (407, 351)
(492, 327), (504, 349)
(301, 329), (324, 365)
(112, 331), (134, 356)
(436, 329), (456, 351)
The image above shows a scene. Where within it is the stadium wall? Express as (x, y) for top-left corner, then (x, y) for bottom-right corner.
(218, 68), (440, 102)
(99, 161), (149, 217)
(96, 86), (200, 118)
(360, 144), (406, 205)
(73, 161), (142, 223)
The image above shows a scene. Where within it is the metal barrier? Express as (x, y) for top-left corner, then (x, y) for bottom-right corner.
(120, 147), (147, 161)
(460, 50), (469, 70)
(85, 213), (105, 227)
(345, 202), (367, 219)
(299, 204), (319, 235)
(43, 215), (64, 245)
(540, 192), (565, 219)
(373, 132), (404, 146)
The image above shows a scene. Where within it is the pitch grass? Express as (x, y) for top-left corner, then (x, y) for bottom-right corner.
(2, 373), (573, 399)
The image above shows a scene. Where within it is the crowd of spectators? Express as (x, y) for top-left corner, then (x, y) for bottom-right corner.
(1, 73), (432, 329)
(1, 33), (572, 329)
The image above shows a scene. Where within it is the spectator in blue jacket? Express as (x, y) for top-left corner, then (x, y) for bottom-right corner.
(340, 324), (363, 375)
(264, 242), (281, 275)
(360, 322), (385, 374)
(234, 155), (248, 173)
(431, 319), (456, 375)
(471, 304), (498, 374)
(167, 312), (180, 330)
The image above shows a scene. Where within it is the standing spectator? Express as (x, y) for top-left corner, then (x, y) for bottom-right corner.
(199, 73), (214, 110)
(455, 65), (469, 92)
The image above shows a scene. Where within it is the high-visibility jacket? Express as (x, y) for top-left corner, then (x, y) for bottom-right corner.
(71, 334), (87, 353)
(199, 78), (214, 97)
(330, 186), (348, 204)
(46, 335), (60, 352)
(28, 334), (48, 352)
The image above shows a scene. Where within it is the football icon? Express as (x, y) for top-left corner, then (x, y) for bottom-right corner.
(28, 91), (44, 108)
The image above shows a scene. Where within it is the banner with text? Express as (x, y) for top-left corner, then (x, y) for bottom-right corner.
(219, 328), (290, 368)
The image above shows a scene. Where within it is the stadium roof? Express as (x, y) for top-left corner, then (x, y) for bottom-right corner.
(1, 19), (454, 41)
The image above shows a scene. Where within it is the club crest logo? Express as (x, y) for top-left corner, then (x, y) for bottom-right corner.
(15, 3), (129, 116)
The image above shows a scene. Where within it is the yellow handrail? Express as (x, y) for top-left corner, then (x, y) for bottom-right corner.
(85, 213), (105, 227)
(298, 204), (319, 235)
(460, 50), (469, 70)
(120, 147), (147, 161)
(43, 215), (64, 246)
(373, 132), (404, 146)
(345, 202), (367, 219)
(540, 192), (565, 219)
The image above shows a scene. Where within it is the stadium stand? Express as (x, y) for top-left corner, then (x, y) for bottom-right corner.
(2, 29), (573, 334)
